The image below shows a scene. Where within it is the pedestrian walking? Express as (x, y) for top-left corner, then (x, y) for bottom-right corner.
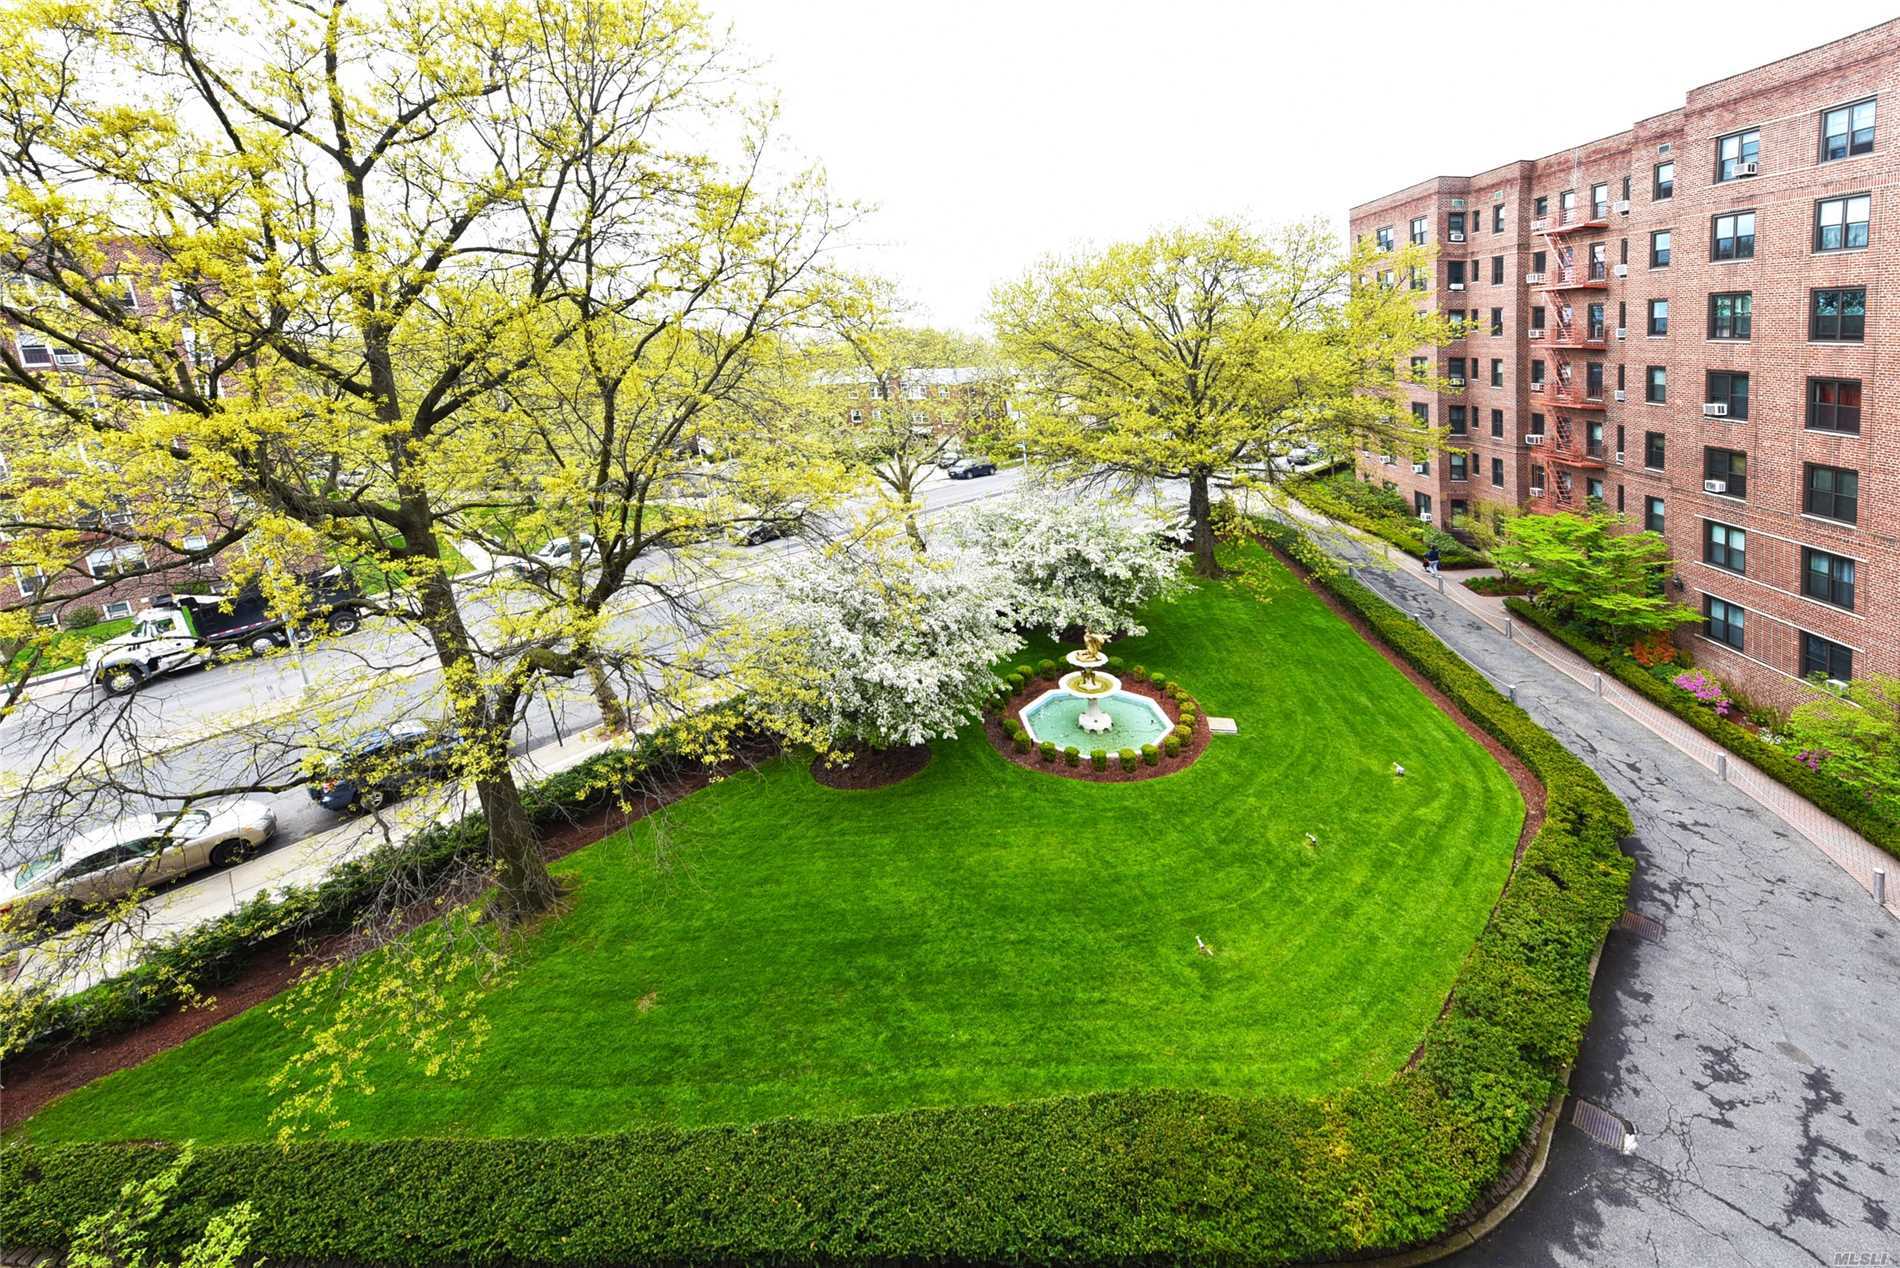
(1425, 544), (1441, 577)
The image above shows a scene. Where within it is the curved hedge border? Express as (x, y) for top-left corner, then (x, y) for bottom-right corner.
(1284, 477), (1488, 569)
(1503, 597), (1900, 861)
(0, 527), (1632, 1267)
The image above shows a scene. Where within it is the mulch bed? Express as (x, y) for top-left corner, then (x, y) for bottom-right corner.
(0, 760), (731, 1131)
(810, 744), (932, 790)
(985, 676), (1210, 782)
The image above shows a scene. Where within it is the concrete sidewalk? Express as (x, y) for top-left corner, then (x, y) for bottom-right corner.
(1274, 498), (1900, 1266)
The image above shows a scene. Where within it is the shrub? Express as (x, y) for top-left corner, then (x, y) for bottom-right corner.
(1173, 723), (1191, 741)
(1150, 675), (1168, 692)
(1163, 736), (1182, 757)
(1132, 664), (1148, 680)
(1063, 746), (1080, 767)
(1037, 658), (1057, 679)
(61, 604), (103, 631)
(1014, 664), (1034, 680)
(1179, 711), (1197, 730)
(1629, 629), (1678, 668)
(1012, 732), (1031, 754)
(1038, 741), (1056, 763)
(1106, 656), (1124, 672)
(1140, 743), (1159, 767)
(1117, 747), (1137, 768)
(1090, 749), (1107, 771)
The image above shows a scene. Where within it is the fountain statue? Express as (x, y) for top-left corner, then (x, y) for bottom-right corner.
(1016, 628), (1174, 757)
(1060, 629), (1117, 734)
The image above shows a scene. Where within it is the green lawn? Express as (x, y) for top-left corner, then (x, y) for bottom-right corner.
(17, 542), (1525, 1143)
(6, 617), (134, 678)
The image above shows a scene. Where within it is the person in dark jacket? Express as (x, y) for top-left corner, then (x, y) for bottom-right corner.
(1425, 545), (1441, 577)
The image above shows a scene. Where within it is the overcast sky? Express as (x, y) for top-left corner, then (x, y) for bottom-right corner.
(704, 1), (1896, 332)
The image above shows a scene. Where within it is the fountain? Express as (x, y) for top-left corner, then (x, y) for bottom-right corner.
(1019, 630), (1173, 753)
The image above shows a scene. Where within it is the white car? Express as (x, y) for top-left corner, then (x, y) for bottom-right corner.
(0, 800), (277, 928)
(510, 534), (598, 578)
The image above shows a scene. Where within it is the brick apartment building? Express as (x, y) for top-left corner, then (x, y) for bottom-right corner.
(1349, 19), (1899, 706)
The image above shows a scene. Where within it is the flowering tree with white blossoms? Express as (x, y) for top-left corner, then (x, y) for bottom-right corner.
(746, 527), (1023, 755)
(945, 492), (1192, 638)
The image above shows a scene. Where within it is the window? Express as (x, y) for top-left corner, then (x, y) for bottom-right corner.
(1376, 226), (1395, 251)
(1800, 632), (1853, 682)
(1489, 409), (1504, 438)
(102, 600), (134, 621)
(1807, 378), (1862, 434)
(1410, 356), (1429, 380)
(1530, 249), (1547, 274)
(181, 533), (210, 552)
(1494, 204), (1506, 232)
(15, 333), (52, 369)
(1410, 216), (1427, 245)
(1814, 194), (1871, 251)
(1449, 453), (1468, 481)
(1654, 162), (1675, 199)
(1708, 292), (1752, 339)
(1810, 288), (1866, 342)
(85, 544), (146, 578)
(98, 274), (138, 311)
(1529, 305), (1546, 333)
(1712, 211), (1756, 260)
(1490, 358), (1503, 387)
(1587, 303), (1606, 339)
(1491, 256), (1504, 285)
(1490, 456), (1505, 487)
(1802, 548), (1856, 610)
(1645, 497), (1666, 533)
(1704, 447), (1747, 498)
(849, 408), (863, 423)
(1644, 431), (1666, 470)
(1648, 298), (1669, 335)
(1410, 266), (1425, 291)
(1415, 492), (1433, 517)
(1529, 412), (1546, 435)
(1448, 404), (1467, 435)
(13, 565), (44, 598)
(1588, 242), (1607, 280)
(1449, 212), (1467, 239)
(1490, 307), (1504, 336)
(1446, 260), (1466, 288)
(1821, 98), (1875, 161)
(1704, 596), (1745, 650)
(1411, 402), (1429, 424)
(1534, 195), (1549, 217)
(1650, 229), (1672, 266)
(1716, 128), (1760, 181)
(1645, 365), (1667, 403)
(1587, 476), (1605, 502)
(1530, 359), (1545, 387)
(1590, 183), (1610, 218)
(1707, 371), (1749, 419)
(1585, 362), (1605, 399)
(1804, 464), (1858, 524)
(1704, 521), (1746, 573)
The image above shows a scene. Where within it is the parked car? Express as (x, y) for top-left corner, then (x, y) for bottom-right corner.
(309, 719), (461, 814)
(945, 458), (997, 480)
(509, 534), (597, 578)
(0, 801), (277, 930)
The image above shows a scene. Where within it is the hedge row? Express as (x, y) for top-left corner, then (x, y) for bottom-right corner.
(1284, 477), (1489, 569)
(3, 730), (706, 1065)
(1503, 597), (1900, 861)
(0, 529), (1633, 1266)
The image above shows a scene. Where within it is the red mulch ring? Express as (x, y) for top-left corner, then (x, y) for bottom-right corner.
(810, 744), (931, 790)
(0, 762), (727, 1131)
(986, 676), (1210, 782)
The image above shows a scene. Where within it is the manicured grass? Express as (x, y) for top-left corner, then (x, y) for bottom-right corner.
(6, 617), (134, 678)
(17, 542), (1525, 1143)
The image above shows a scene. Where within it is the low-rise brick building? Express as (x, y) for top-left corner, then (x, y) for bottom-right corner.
(1349, 19), (1900, 706)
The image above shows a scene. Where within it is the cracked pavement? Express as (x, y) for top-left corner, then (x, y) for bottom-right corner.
(1280, 514), (1900, 1267)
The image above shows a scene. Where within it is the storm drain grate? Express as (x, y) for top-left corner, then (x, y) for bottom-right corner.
(1616, 909), (1666, 941)
(1570, 1098), (1637, 1154)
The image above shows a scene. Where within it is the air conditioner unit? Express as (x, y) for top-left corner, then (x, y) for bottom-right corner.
(1702, 402), (1729, 417)
(1703, 479), (1728, 494)
(1418, 511), (1434, 522)
(1449, 231), (1466, 243)
(1531, 217), (1550, 231)
(1735, 161), (1758, 177)
(1525, 272), (1546, 284)
(1614, 389), (1628, 402)
(1529, 485), (1546, 498)
(1379, 455), (1396, 465)
(1613, 263), (1629, 277)
(1614, 199), (1632, 214)
(1524, 433), (1546, 446)
(1530, 382), (1545, 392)
(1614, 450), (1626, 465)
(1448, 375), (1466, 387)
(1825, 678), (1849, 692)
(1450, 197), (1467, 210)
(1614, 326), (1628, 339)
(1448, 281), (1465, 290)
(1412, 463), (1429, 474)
(1529, 327), (1545, 340)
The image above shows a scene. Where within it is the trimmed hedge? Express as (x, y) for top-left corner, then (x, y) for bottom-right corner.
(1, 527), (1633, 1267)
(1287, 476), (1488, 569)
(1504, 597), (1900, 861)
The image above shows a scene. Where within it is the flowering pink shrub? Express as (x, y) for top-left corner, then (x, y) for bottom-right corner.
(1673, 669), (1735, 718)
(1794, 749), (1825, 772)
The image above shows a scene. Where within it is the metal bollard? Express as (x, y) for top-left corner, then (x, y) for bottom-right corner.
(1875, 868), (1887, 909)
(1594, 671), (1603, 696)
(1716, 753), (1728, 781)
(1508, 684), (1519, 705)
(1436, 573), (1445, 595)
(1504, 616), (1513, 640)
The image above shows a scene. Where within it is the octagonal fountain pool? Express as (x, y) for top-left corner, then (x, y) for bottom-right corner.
(1019, 687), (1172, 752)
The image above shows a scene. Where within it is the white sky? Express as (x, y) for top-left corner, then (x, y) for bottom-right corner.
(705, 0), (1897, 332)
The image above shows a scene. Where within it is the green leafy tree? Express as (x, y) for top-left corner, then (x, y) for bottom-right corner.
(1490, 512), (1696, 642)
(991, 218), (1450, 576)
(1784, 675), (1900, 820)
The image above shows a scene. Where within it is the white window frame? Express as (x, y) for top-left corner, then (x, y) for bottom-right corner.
(102, 600), (134, 620)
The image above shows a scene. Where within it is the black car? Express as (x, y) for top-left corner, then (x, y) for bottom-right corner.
(946, 459), (996, 480)
(737, 519), (792, 546)
(310, 720), (460, 813)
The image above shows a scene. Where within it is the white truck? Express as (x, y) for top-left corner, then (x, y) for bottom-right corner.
(84, 568), (367, 695)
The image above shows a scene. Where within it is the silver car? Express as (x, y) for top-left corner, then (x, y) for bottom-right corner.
(0, 800), (276, 927)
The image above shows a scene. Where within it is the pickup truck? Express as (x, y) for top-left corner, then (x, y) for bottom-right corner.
(85, 567), (367, 695)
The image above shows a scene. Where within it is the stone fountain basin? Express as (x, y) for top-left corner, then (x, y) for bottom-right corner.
(1019, 687), (1173, 752)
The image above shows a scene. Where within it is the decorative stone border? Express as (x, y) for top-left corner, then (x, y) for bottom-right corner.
(984, 672), (1211, 782)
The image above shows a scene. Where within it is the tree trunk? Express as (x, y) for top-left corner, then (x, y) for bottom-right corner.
(904, 509), (927, 554)
(1187, 471), (1220, 577)
(478, 773), (563, 923)
(587, 656), (629, 733)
